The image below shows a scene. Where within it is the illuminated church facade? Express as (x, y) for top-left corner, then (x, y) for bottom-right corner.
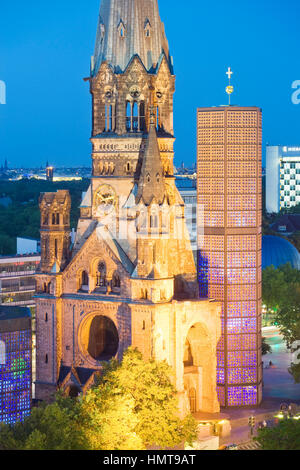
(35, 0), (222, 414)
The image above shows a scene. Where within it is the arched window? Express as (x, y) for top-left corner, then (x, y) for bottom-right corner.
(156, 106), (160, 130)
(137, 209), (147, 232)
(44, 282), (50, 294)
(105, 104), (114, 132)
(45, 312), (48, 322)
(126, 101), (131, 131)
(150, 214), (158, 228)
(109, 105), (113, 131)
(105, 104), (109, 131)
(162, 209), (169, 229)
(118, 20), (126, 38)
(97, 262), (106, 287)
(145, 20), (151, 38)
(132, 102), (138, 131)
(45, 354), (48, 364)
(52, 213), (59, 225)
(87, 315), (119, 361)
(126, 101), (144, 132)
(80, 271), (89, 290)
(183, 339), (193, 367)
(140, 101), (145, 131)
(112, 273), (121, 289)
(141, 289), (148, 300)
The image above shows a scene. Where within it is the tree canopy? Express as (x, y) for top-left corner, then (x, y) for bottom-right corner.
(255, 419), (300, 450)
(0, 395), (85, 450)
(262, 263), (300, 382)
(262, 337), (272, 356)
(0, 348), (197, 450)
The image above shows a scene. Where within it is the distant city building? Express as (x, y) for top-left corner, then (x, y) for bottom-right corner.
(175, 164), (196, 176)
(197, 106), (263, 407)
(0, 306), (31, 425)
(46, 165), (54, 182)
(0, 254), (40, 307)
(17, 237), (40, 255)
(2, 166), (91, 181)
(175, 176), (197, 255)
(266, 145), (300, 213)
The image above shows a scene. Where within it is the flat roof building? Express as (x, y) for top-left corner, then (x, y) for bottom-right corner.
(0, 254), (40, 307)
(266, 145), (300, 213)
(0, 306), (32, 424)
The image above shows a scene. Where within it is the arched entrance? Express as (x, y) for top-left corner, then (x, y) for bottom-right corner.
(183, 323), (212, 413)
(87, 315), (119, 361)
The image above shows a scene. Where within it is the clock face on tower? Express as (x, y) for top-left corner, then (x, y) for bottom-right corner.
(94, 184), (117, 217)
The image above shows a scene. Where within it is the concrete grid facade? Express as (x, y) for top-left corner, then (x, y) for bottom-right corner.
(197, 106), (263, 407)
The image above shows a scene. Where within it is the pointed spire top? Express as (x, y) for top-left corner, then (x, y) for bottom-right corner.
(92, 0), (172, 75)
(136, 120), (166, 206)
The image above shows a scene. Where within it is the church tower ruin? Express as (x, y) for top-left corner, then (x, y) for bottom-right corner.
(35, 0), (221, 415)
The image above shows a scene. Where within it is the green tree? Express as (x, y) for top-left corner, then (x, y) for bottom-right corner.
(79, 387), (144, 450)
(262, 265), (287, 312)
(85, 348), (197, 449)
(262, 263), (300, 346)
(255, 419), (300, 450)
(262, 263), (300, 382)
(262, 337), (272, 355)
(288, 361), (300, 383)
(0, 395), (85, 450)
(0, 349), (197, 450)
(0, 233), (15, 255)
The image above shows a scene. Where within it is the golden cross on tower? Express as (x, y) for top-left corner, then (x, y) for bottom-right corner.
(226, 67), (234, 106)
(226, 67), (233, 81)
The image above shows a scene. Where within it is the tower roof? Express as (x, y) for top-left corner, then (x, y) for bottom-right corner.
(93, 0), (172, 75)
(136, 119), (166, 206)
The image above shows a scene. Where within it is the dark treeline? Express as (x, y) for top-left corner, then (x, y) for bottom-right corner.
(0, 179), (90, 255)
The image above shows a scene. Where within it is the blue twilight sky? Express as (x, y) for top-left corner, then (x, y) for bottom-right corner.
(0, 0), (300, 168)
